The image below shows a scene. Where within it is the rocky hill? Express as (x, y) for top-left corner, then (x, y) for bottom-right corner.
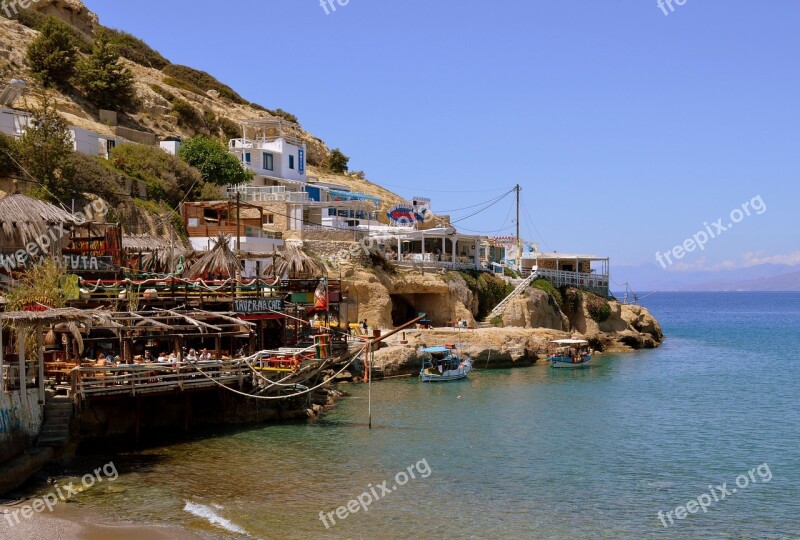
(0, 0), (405, 212)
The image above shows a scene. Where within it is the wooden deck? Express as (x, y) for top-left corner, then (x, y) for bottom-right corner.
(69, 360), (250, 399)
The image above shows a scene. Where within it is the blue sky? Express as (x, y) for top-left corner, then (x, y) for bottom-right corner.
(83, 0), (799, 270)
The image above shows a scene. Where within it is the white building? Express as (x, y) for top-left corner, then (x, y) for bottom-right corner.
(69, 126), (123, 159)
(159, 139), (182, 156)
(229, 119), (307, 183)
(369, 226), (483, 271)
(0, 106), (30, 138)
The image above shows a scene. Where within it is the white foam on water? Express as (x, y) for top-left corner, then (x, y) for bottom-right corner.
(183, 501), (248, 535)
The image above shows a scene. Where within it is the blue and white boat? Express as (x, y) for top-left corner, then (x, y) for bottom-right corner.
(547, 339), (592, 368)
(419, 346), (472, 382)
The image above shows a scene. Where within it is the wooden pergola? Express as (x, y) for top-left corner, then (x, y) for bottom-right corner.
(0, 308), (110, 406)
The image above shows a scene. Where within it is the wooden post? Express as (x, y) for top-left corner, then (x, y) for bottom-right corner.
(0, 320), (4, 393)
(183, 393), (190, 433)
(135, 396), (141, 443)
(37, 325), (45, 404)
(18, 329), (26, 401)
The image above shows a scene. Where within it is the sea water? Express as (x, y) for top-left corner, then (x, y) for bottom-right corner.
(33, 293), (800, 539)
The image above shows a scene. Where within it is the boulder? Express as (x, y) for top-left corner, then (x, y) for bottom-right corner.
(502, 288), (566, 330)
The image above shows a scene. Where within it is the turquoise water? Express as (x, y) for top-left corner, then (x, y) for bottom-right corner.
(41, 293), (800, 538)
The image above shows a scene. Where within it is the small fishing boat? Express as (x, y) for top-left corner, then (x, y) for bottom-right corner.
(419, 345), (472, 382)
(547, 339), (592, 368)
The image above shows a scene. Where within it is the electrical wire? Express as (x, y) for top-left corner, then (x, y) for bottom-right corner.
(455, 197), (516, 234)
(432, 188), (516, 214)
(521, 197), (554, 252)
(376, 182), (510, 194)
(449, 188), (515, 224)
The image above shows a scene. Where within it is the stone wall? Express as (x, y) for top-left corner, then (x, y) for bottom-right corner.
(305, 240), (371, 269)
(303, 229), (366, 243)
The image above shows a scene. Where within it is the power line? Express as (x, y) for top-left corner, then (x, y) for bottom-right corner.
(377, 182), (510, 194)
(432, 187), (517, 214)
(449, 188), (515, 224)
(521, 197), (554, 252)
(457, 197), (516, 234)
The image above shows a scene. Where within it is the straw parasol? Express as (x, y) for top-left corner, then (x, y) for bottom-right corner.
(183, 233), (242, 278)
(123, 234), (189, 274)
(265, 242), (327, 279)
(0, 194), (80, 250)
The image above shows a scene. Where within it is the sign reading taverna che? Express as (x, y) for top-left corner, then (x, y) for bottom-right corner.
(234, 297), (284, 314)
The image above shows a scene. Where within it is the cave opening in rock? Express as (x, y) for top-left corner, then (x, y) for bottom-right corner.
(390, 294), (418, 327)
(390, 293), (453, 327)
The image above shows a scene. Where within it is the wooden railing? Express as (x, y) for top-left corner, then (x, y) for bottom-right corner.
(186, 225), (243, 238)
(533, 268), (609, 295)
(70, 360), (250, 399)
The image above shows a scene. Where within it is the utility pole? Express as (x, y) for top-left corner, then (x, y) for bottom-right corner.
(515, 184), (521, 271)
(236, 191), (241, 252)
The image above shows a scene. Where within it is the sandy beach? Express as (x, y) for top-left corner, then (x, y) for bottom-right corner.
(0, 502), (202, 540)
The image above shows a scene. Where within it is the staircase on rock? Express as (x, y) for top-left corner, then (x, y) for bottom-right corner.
(37, 396), (73, 447)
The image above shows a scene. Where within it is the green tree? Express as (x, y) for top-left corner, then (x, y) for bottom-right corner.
(76, 31), (135, 111)
(327, 148), (349, 174)
(0, 133), (20, 177)
(177, 135), (253, 186)
(109, 143), (203, 206)
(26, 17), (78, 88)
(17, 95), (75, 201)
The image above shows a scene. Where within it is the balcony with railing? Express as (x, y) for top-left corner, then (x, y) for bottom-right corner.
(227, 185), (309, 204)
(532, 267), (610, 296)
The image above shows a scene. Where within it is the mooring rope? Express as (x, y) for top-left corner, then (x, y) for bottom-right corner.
(183, 345), (366, 400)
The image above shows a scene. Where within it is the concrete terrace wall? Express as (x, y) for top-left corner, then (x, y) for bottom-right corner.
(0, 389), (44, 463)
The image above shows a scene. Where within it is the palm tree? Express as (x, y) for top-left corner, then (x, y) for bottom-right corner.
(184, 233), (242, 279)
(265, 242), (326, 279)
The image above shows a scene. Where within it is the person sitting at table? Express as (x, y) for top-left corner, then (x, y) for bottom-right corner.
(168, 352), (178, 363)
(155, 352), (167, 363)
(185, 349), (198, 362)
(95, 353), (109, 366)
(199, 348), (213, 361)
(143, 351), (153, 363)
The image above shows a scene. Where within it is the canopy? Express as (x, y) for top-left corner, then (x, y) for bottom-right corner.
(421, 346), (451, 353)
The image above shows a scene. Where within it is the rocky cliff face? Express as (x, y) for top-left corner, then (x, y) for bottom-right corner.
(501, 288), (568, 330)
(341, 266), (477, 330)
(498, 285), (663, 352)
(26, 0), (98, 37)
(373, 327), (566, 376)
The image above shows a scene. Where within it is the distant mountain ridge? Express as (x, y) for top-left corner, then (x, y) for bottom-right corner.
(613, 263), (800, 292)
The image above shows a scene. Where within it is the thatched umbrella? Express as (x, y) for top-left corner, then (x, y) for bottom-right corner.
(123, 234), (189, 274)
(184, 233), (242, 279)
(0, 194), (80, 252)
(265, 242), (326, 279)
